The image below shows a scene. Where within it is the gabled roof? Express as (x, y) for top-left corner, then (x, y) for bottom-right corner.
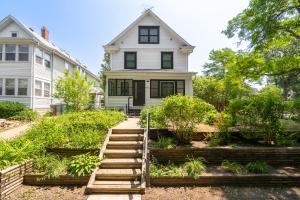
(104, 9), (194, 47)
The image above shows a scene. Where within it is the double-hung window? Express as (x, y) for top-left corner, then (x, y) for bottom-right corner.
(124, 52), (137, 69)
(35, 80), (42, 96)
(5, 44), (16, 61)
(108, 79), (133, 96)
(5, 79), (15, 95)
(161, 52), (173, 69)
(44, 82), (50, 97)
(35, 48), (43, 65)
(44, 53), (51, 68)
(150, 80), (185, 98)
(0, 79), (2, 95)
(18, 79), (28, 96)
(18, 45), (29, 61)
(0, 45), (2, 61)
(138, 26), (159, 44)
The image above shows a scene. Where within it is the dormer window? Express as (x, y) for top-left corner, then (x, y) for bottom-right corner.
(138, 26), (159, 44)
(11, 32), (18, 38)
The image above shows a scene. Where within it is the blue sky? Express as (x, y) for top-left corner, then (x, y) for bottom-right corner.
(0, 0), (249, 75)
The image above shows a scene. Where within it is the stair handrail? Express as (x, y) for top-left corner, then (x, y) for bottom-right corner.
(141, 112), (150, 189)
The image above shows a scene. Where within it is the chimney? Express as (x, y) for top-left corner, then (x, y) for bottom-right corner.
(41, 26), (49, 41)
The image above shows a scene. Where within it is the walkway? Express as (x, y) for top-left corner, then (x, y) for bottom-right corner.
(87, 117), (143, 200)
(0, 123), (31, 140)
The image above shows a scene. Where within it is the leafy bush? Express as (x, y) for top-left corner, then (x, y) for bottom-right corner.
(223, 86), (286, 144)
(140, 106), (167, 128)
(221, 160), (247, 174)
(161, 95), (216, 144)
(68, 154), (99, 177)
(245, 161), (271, 174)
(275, 131), (299, 146)
(183, 157), (206, 178)
(0, 101), (37, 121)
(149, 137), (176, 149)
(204, 110), (218, 125)
(33, 154), (69, 177)
(9, 109), (38, 121)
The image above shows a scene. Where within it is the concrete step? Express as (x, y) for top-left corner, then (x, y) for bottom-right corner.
(106, 141), (143, 149)
(87, 194), (141, 200)
(100, 158), (142, 169)
(96, 169), (142, 181)
(112, 129), (144, 134)
(110, 134), (143, 141)
(94, 180), (141, 185)
(104, 149), (143, 158)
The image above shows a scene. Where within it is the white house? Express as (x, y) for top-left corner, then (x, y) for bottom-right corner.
(104, 10), (196, 111)
(0, 15), (101, 112)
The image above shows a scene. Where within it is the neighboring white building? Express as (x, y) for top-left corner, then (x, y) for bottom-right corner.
(0, 15), (101, 112)
(104, 10), (196, 110)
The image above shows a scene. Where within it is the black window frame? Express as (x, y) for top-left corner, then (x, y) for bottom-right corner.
(138, 26), (160, 44)
(161, 52), (173, 69)
(108, 79), (133, 96)
(124, 52), (137, 69)
(150, 80), (185, 98)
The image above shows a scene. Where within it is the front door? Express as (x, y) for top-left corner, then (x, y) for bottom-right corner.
(133, 80), (145, 106)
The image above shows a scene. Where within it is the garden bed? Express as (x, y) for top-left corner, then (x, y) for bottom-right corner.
(45, 147), (98, 156)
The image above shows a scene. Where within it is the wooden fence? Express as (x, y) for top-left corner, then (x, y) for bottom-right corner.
(0, 160), (33, 200)
(150, 147), (300, 164)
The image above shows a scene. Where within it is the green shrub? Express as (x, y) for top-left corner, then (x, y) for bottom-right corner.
(221, 160), (247, 174)
(161, 95), (216, 144)
(33, 154), (69, 177)
(9, 109), (38, 121)
(150, 159), (186, 177)
(0, 101), (27, 119)
(68, 154), (99, 177)
(140, 106), (167, 128)
(245, 161), (271, 174)
(183, 157), (206, 178)
(204, 110), (218, 125)
(293, 97), (300, 120)
(224, 86), (286, 144)
(149, 137), (176, 149)
(275, 131), (299, 146)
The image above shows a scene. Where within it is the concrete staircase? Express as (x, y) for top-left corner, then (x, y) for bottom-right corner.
(86, 128), (146, 196)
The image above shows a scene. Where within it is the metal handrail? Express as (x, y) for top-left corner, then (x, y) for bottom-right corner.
(141, 112), (150, 188)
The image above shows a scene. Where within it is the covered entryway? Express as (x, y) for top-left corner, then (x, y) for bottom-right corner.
(133, 80), (145, 106)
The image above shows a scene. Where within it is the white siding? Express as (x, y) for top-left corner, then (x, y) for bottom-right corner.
(0, 22), (31, 38)
(111, 15), (188, 72)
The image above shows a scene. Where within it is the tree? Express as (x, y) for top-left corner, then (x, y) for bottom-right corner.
(54, 70), (93, 112)
(223, 0), (300, 49)
(99, 53), (111, 97)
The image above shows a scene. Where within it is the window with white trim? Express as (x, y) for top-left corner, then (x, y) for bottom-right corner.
(35, 80), (42, 96)
(18, 45), (29, 61)
(35, 48), (43, 64)
(5, 44), (16, 61)
(18, 79), (28, 96)
(0, 45), (2, 61)
(44, 53), (51, 68)
(5, 79), (15, 95)
(44, 82), (50, 97)
(0, 78), (2, 95)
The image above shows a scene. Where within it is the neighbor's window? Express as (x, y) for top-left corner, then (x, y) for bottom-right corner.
(35, 80), (42, 96)
(108, 79), (133, 96)
(139, 26), (159, 44)
(0, 45), (2, 61)
(18, 79), (28, 96)
(44, 82), (50, 97)
(44, 52), (51, 68)
(0, 78), (2, 95)
(35, 48), (43, 64)
(161, 52), (173, 69)
(18, 45), (29, 61)
(5, 79), (15, 95)
(5, 44), (16, 61)
(150, 80), (185, 98)
(124, 52), (137, 69)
